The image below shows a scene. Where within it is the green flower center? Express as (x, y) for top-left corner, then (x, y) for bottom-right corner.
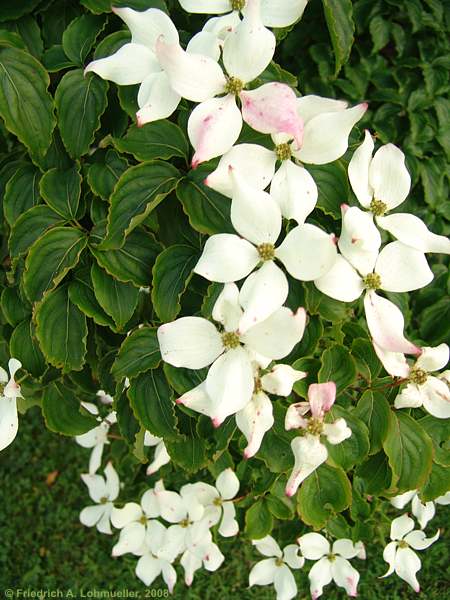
(139, 515), (147, 525)
(180, 518), (192, 528)
(222, 331), (240, 350)
(100, 496), (108, 505)
(253, 377), (263, 394)
(225, 76), (244, 96)
(306, 417), (323, 436)
(275, 557), (284, 567)
(231, 0), (246, 10)
(370, 199), (388, 217)
(327, 553), (336, 562)
(363, 273), (381, 290)
(213, 497), (223, 507)
(257, 243), (276, 261)
(398, 540), (409, 549)
(275, 143), (292, 161)
(409, 367), (428, 385)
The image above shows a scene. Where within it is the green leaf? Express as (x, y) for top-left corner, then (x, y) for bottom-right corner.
(163, 363), (207, 396)
(152, 244), (200, 323)
(0, 47), (55, 159)
(91, 262), (139, 330)
(351, 338), (382, 382)
(115, 390), (140, 447)
(3, 15), (43, 58)
(355, 452), (393, 495)
(113, 121), (189, 162)
(10, 318), (46, 378)
(68, 267), (115, 328)
(42, 45), (74, 72)
(81, 0), (112, 13)
(90, 225), (161, 287)
(321, 0), (355, 75)
(112, 327), (161, 379)
(306, 160), (349, 219)
(176, 168), (234, 235)
(0, 1), (42, 22)
(55, 69), (108, 159)
(40, 165), (82, 220)
(325, 406), (370, 470)
(383, 411), (433, 493)
(87, 149), (128, 200)
(62, 13), (106, 66)
(0, 31), (26, 51)
(304, 283), (349, 321)
(1, 287), (30, 326)
(35, 284), (88, 372)
(3, 164), (41, 225)
(257, 404), (294, 473)
(128, 369), (178, 440)
(419, 415), (449, 466)
(318, 343), (357, 394)
(421, 462), (450, 502)
(419, 297), (450, 345)
(297, 463), (352, 529)
(100, 161), (179, 249)
(369, 15), (390, 53)
(164, 433), (209, 473)
(354, 390), (390, 454)
(266, 495), (295, 520)
(42, 382), (97, 435)
(245, 499), (273, 539)
(23, 227), (87, 302)
(9, 205), (64, 259)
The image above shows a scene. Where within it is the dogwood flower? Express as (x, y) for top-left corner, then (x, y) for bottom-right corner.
(249, 535), (304, 600)
(298, 533), (364, 598)
(381, 514), (439, 592)
(144, 431), (171, 475)
(181, 468), (240, 537)
(179, 524), (225, 586)
(135, 520), (178, 592)
(178, 0), (309, 28)
(394, 344), (450, 418)
(284, 382), (352, 496)
(195, 172), (337, 330)
(0, 358), (22, 452)
(80, 462), (120, 534)
(390, 490), (436, 530)
(85, 7), (182, 126)
(159, 282), (306, 426)
(349, 131), (450, 254)
(75, 408), (117, 474)
(156, 1), (303, 165)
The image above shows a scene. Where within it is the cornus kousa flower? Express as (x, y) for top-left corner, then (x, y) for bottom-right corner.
(394, 343), (450, 418)
(249, 535), (305, 600)
(75, 406), (117, 474)
(144, 431), (171, 475)
(0, 358), (22, 452)
(158, 282), (306, 426)
(80, 462), (120, 534)
(381, 514), (439, 592)
(85, 8), (183, 126)
(195, 171), (337, 331)
(179, 523), (225, 586)
(349, 131), (450, 255)
(135, 520), (178, 592)
(284, 382), (352, 496)
(205, 97), (368, 215)
(156, 0), (304, 165)
(390, 490), (437, 530)
(298, 533), (365, 598)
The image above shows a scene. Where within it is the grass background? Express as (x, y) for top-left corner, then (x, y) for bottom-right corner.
(0, 407), (448, 599)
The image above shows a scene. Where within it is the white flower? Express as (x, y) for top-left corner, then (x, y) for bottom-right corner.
(0, 358), (22, 452)
(349, 131), (450, 255)
(181, 468), (240, 537)
(390, 490), (436, 530)
(159, 282), (306, 426)
(394, 344), (450, 418)
(179, 524), (225, 586)
(135, 520), (178, 592)
(381, 514), (439, 592)
(96, 389), (114, 404)
(79, 462), (120, 534)
(249, 535), (304, 600)
(144, 431), (171, 475)
(284, 382), (352, 496)
(195, 171), (337, 331)
(75, 409), (117, 474)
(156, 1), (304, 165)
(298, 533), (364, 598)
(178, 0), (309, 29)
(85, 7), (182, 126)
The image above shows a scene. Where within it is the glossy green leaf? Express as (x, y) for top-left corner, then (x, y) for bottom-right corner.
(8, 205), (64, 259)
(152, 244), (200, 323)
(297, 463), (352, 529)
(3, 164), (41, 225)
(115, 390), (140, 447)
(40, 165), (82, 220)
(257, 404), (294, 473)
(163, 363), (207, 396)
(325, 406), (370, 470)
(42, 382), (97, 435)
(0, 46), (55, 159)
(354, 390), (391, 454)
(68, 267), (115, 328)
(3, 14), (43, 58)
(318, 343), (357, 394)
(91, 262), (138, 330)
(112, 327), (161, 379)
(351, 338), (382, 381)
(0, 1), (42, 22)
(42, 45), (74, 72)
(35, 284), (88, 372)
(305, 160), (349, 219)
(62, 13), (106, 66)
(10, 318), (46, 378)
(87, 149), (128, 200)
(23, 227), (87, 302)
(245, 499), (273, 539)
(81, 0), (111, 13)
(55, 69), (108, 159)
(322, 0), (355, 75)
(355, 452), (393, 495)
(1, 287), (30, 326)
(164, 433), (209, 473)
(421, 462), (450, 502)
(113, 121), (189, 162)
(304, 283), (349, 322)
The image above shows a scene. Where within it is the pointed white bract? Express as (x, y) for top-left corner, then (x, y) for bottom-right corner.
(0, 358), (22, 453)
(390, 490), (436, 530)
(144, 431), (171, 475)
(381, 514), (439, 592)
(79, 462), (120, 535)
(76, 409), (117, 475)
(298, 532), (364, 598)
(249, 534), (304, 600)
